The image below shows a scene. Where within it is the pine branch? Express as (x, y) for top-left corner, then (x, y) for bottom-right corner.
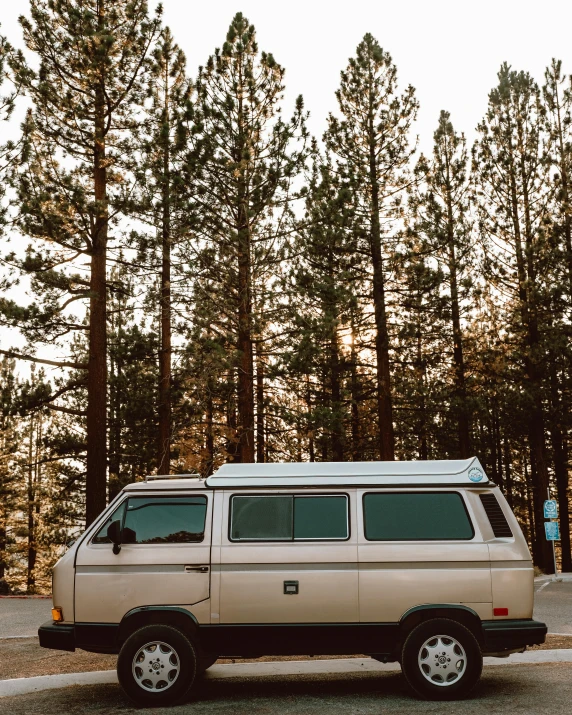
(0, 349), (87, 370)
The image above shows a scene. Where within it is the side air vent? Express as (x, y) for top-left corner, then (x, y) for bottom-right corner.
(480, 493), (513, 538)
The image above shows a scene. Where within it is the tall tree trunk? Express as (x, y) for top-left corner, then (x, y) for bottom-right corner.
(524, 455), (535, 549)
(368, 106), (395, 460)
(0, 424), (7, 581)
(306, 375), (315, 462)
(550, 67), (572, 299)
(226, 372), (239, 462)
(256, 343), (265, 463)
(549, 70), (572, 573)
(0, 507), (6, 580)
(415, 304), (428, 460)
(27, 412), (37, 593)
(237, 222), (254, 463)
(548, 353), (572, 571)
(234, 62), (255, 464)
(350, 314), (361, 461)
(445, 196), (470, 457)
(158, 121), (172, 475)
(86, 2), (108, 525)
(502, 435), (514, 508)
(505, 125), (552, 571)
(205, 379), (214, 477)
(108, 297), (122, 501)
(330, 324), (344, 461)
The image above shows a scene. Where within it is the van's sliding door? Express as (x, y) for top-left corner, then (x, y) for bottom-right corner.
(218, 490), (358, 624)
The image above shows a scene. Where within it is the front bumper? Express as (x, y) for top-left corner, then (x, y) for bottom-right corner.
(38, 621), (75, 652)
(482, 619), (547, 652)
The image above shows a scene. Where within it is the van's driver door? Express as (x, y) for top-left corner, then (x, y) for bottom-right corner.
(75, 493), (211, 624)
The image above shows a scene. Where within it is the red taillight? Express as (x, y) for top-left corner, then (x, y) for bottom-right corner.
(493, 607), (509, 616)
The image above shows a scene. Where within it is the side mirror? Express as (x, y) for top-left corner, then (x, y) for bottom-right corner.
(107, 519), (122, 555)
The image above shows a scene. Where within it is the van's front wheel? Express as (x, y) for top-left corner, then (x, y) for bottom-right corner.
(401, 618), (482, 700)
(117, 624), (197, 707)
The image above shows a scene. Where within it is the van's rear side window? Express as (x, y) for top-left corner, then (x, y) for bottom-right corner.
(363, 492), (474, 541)
(230, 495), (349, 541)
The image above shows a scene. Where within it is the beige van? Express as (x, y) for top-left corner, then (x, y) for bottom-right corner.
(39, 458), (546, 705)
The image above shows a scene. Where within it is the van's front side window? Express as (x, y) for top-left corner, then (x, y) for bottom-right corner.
(92, 501), (127, 544)
(363, 492), (474, 541)
(122, 496), (208, 544)
(230, 495), (349, 541)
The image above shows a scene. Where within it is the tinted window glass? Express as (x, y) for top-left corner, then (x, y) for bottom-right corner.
(122, 497), (207, 544)
(231, 496), (292, 540)
(294, 496), (348, 539)
(92, 501), (127, 544)
(230, 495), (349, 541)
(363, 492), (473, 541)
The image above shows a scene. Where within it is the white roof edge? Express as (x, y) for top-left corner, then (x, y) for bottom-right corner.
(205, 458), (489, 487)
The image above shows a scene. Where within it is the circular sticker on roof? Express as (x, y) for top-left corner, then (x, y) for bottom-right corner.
(468, 467), (483, 483)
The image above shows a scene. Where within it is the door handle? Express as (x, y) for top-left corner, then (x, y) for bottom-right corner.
(185, 565), (209, 573)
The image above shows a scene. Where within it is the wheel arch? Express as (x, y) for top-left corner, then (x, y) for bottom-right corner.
(399, 605), (484, 645)
(118, 606), (199, 646)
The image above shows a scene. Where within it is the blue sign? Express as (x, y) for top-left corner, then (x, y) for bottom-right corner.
(544, 500), (558, 519)
(545, 521), (560, 541)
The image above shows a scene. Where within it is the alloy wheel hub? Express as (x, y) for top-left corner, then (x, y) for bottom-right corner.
(417, 634), (467, 686)
(132, 641), (181, 692)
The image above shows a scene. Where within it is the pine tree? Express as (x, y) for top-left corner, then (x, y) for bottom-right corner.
(134, 27), (191, 475)
(473, 64), (554, 570)
(0, 357), (19, 590)
(392, 233), (447, 460)
(326, 34), (418, 460)
(0, 25), (24, 232)
(544, 60), (572, 299)
(542, 60), (572, 570)
(410, 111), (473, 457)
(107, 263), (159, 497)
(186, 12), (308, 463)
(4, 1), (161, 524)
(284, 150), (359, 461)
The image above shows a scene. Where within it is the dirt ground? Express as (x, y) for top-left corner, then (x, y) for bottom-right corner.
(1, 633), (571, 681)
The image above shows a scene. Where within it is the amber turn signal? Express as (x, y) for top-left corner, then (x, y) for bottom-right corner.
(51, 607), (63, 622)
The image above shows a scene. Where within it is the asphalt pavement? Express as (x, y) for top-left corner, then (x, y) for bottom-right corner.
(0, 599), (52, 639)
(533, 579), (572, 634)
(1, 663), (572, 714)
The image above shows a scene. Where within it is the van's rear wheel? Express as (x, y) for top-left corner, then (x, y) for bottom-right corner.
(401, 618), (482, 700)
(117, 624), (197, 707)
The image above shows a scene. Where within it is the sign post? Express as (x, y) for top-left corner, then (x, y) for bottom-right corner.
(545, 489), (559, 577)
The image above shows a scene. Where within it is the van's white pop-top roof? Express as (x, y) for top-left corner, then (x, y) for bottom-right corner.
(204, 457), (489, 488)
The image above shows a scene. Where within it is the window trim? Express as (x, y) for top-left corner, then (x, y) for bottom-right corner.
(90, 494), (209, 546)
(228, 493), (351, 543)
(90, 497), (128, 546)
(362, 490), (475, 542)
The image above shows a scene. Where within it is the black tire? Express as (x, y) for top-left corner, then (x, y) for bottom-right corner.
(117, 624), (197, 707)
(401, 618), (482, 700)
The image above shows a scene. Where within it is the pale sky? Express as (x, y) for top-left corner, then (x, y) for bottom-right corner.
(2, 1), (572, 152)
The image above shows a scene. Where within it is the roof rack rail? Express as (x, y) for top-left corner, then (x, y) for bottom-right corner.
(145, 473), (201, 482)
